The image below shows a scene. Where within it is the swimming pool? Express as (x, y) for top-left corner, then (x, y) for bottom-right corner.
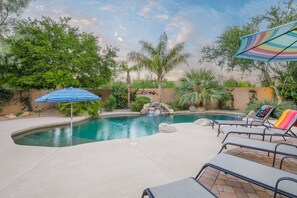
(13, 113), (241, 147)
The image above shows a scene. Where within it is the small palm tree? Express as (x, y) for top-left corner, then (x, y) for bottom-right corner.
(128, 32), (190, 102)
(176, 69), (225, 108)
(119, 61), (137, 107)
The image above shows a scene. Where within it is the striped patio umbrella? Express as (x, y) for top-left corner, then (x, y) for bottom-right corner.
(236, 21), (297, 62)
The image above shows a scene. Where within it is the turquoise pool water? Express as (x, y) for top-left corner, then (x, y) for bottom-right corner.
(13, 114), (241, 147)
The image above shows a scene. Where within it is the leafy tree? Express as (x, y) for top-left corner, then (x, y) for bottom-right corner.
(0, 0), (32, 37)
(128, 32), (190, 102)
(0, 17), (114, 90)
(176, 69), (228, 108)
(200, 0), (297, 86)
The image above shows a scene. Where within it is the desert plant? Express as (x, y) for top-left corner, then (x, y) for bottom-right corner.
(21, 95), (33, 111)
(104, 95), (116, 112)
(245, 99), (296, 118)
(176, 69), (228, 108)
(166, 101), (188, 111)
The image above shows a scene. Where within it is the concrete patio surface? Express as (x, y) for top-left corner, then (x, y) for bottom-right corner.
(0, 116), (223, 198)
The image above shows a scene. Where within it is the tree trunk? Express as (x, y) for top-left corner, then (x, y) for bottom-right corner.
(158, 80), (162, 102)
(128, 84), (131, 107)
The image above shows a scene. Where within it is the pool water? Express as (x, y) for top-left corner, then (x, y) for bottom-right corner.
(13, 114), (241, 147)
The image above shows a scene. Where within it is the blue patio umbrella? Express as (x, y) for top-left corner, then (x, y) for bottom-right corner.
(35, 87), (100, 134)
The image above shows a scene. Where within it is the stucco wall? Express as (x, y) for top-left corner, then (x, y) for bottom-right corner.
(136, 88), (176, 103)
(232, 87), (275, 110)
(0, 89), (111, 116)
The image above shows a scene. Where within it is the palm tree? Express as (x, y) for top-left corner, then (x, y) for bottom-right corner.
(176, 69), (227, 109)
(119, 61), (137, 107)
(128, 32), (190, 102)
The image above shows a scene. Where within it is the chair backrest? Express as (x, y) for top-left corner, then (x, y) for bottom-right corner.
(274, 110), (297, 129)
(255, 105), (275, 119)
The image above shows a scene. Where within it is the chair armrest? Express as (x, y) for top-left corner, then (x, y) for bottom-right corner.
(279, 155), (297, 170)
(274, 177), (297, 198)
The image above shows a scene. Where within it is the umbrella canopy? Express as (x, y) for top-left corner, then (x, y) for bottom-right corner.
(236, 21), (297, 62)
(35, 87), (100, 103)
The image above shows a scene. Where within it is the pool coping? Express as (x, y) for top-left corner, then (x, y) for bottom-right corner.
(10, 110), (245, 138)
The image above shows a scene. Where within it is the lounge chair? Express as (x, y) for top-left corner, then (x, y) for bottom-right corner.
(196, 153), (297, 197)
(219, 136), (297, 167)
(220, 110), (297, 142)
(212, 105), (275, 136)
(141, 177), (217, 198)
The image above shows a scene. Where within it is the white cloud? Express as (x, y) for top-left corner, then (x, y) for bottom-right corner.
(118, 37), (124, 42)
(114, 32), (118, 36)
(72, 18), (96, 26)
(99, 4), (113, 11)
(157, 14), (169, 20)
(35, 5), (45, 11)
(138, 0), (158, 17)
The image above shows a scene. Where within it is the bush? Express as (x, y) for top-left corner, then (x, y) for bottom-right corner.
(130, 96), (151, 112)
(104, 95), (116, 112)
(0, 89), (14, 112)
(245, 99), (296, 118)
(111, 82), (137, 108)
(131, 80), (176, 88)
(135, 96), (150, 103)
(57, 101), (103, 117)
(223, 79), (238, 87)
(166, 101), (188, 111)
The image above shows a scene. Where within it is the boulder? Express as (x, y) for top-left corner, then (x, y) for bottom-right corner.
(189, 105), (197, 112)
(194, 118), (213, 126)
(154, 109), (161, 116)
(140, 109), (148, 115)
(197, 106), (206, 112)
(5, 113), (16, 119)
(19, 111), (31, 117)
(143, 103), (150, 110)
(169, 109), (174, 114)
(158, 123), (177, 133)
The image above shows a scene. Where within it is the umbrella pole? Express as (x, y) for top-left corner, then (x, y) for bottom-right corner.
(71, 102), (73, 144)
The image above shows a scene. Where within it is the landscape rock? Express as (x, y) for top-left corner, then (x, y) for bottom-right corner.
(158, 123), (177, 133)
(194, 118), (213, 126)
(140, 109), (148, 115)
(141, 102), (174, 115)
(19, 111), (31, 117)
(189, 105), (197, 112)
(5, 113), (16, 119)
(197, 106), (206, 112)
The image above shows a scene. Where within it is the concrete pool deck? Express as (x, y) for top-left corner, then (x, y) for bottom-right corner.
(0, 115), (224, 198)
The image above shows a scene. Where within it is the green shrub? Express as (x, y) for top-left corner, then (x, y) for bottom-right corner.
(166, 101), (188, 111)
(57, 101), (102, 117)
(238, 81), (254, 87)
(130, 96), (151, 112)
(245, 99), (296, 118)
(130, 100), (147, 112)
(131, 80), (176, 88)
(223, 79), (238, 87)
(0, 89), (14, 112)
(104, 95), (116, 112)
(136, 96), (150, 103)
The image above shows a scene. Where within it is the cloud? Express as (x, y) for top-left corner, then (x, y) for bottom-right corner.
(99, 4), (114, 11)
(157, 14), (169, 20)
(72, 18), (96, 26)
(138, 0), (158, 17)
(118, 37), (124, 42)
(35, 5), (45, 11)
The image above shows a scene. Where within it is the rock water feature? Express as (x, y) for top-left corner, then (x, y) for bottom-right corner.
(140, 102), (174, 116)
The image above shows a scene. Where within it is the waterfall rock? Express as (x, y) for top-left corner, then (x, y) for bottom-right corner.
(140, 102), (174, 115)
(158, 123), (177, 133)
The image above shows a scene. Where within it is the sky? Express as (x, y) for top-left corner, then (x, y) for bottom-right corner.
(21, 0), (286, 82)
